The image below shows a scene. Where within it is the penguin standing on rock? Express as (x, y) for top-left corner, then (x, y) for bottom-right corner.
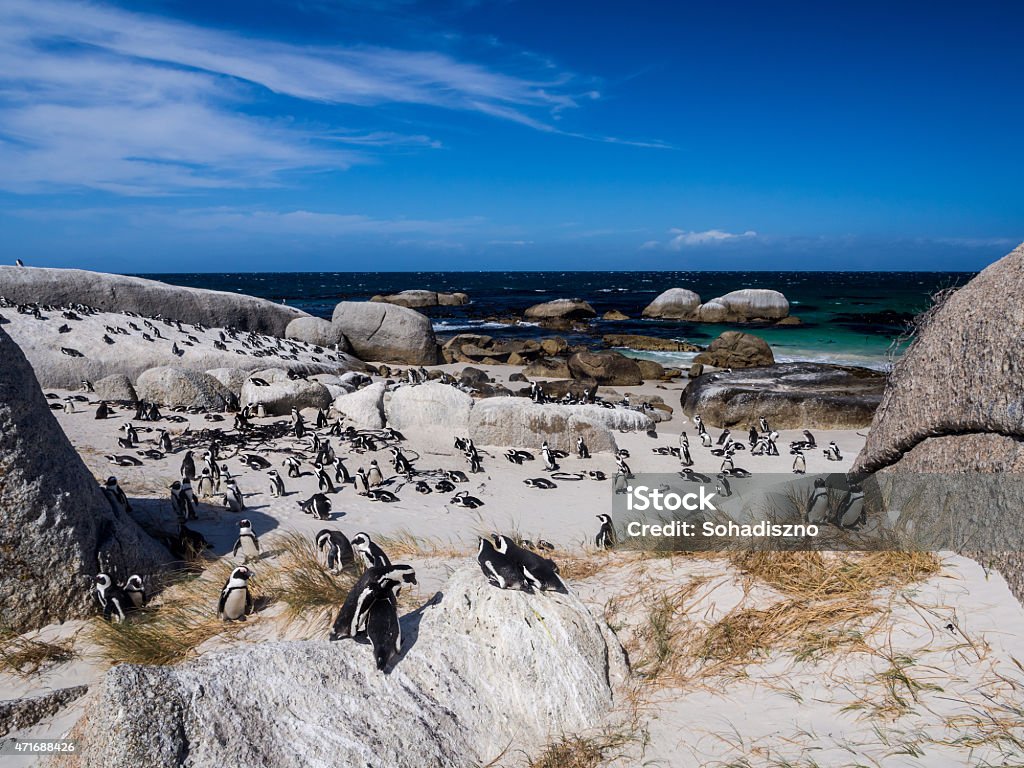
(217, 566), (254, 621)
(232, 519), (261, 562)
(329, 564), (416, 641)
(492, 534), (565, 592)
(94, 573), (131, 622)
(123, 575), (147, 609)
(366, 580), (403, 672)
(101, 476), (132, 514)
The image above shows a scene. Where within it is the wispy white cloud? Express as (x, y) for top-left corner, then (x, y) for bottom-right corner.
(0, 0), (649, 195)
(665, 228), (758, 249)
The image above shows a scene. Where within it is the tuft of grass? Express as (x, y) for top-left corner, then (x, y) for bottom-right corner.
(273, 532), (359, 627)
(525, 725), (641, 768)
(89, 562), (274, 666)
(0, 627), (76, 676)
(374, 530), (469, 560)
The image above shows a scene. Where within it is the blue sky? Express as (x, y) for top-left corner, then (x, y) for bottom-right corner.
(1, 0), (1021, 272)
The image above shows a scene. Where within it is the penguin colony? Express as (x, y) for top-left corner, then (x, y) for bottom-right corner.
(27, 297), (857, 671)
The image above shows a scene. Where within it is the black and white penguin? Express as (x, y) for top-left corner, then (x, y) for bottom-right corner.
(434, 478), (456, 493)
(477, 537), (530, 591)
(524, 477), (557, 489)
(123, 574), (147, 609)
(232, 519), (261, 562)
(700, 431), (713, 448)
(314, 462), (335, 493)
(217, 566), (254, 621)
(122, 422), (138, 445)
(367, 489), (399, 503)
(792, 451), (806, 474)
(196, 467), (215, 498)
(504, 449), (534, 465)
(595, 514), (616, 549)
(366, 581), (402, 672)
(758, 416), (769, 434)
(716, 429), (731, 446)
(576, 436), (591, 459)
(299, 492), (332, 520)
(95, 401), (109, 420)
(180, 451), (196, 482)
(180, 479), (198, 520)
(445, 470), (469, 483)
(329, 564), (416, 641)
(391, 447), (414, 476)
(333, 457), (352, 485)
(806, 478), (830, 524)
(101, 476), (132, 515)
(836, 484), (865, 528)
(492, 534), (565, 592)
(268, 469), (286, 497)
(223, 478), (245, 512)
(351, 532), (392, 569)
(158, 429), (173, 453)
(694, 414), (706, 436)
(615, 454), (633, 478)
(824, 442), (843, 461)
(466, 447), (483, 474)
(450, 490), (484, 509)
(291, 408), (305, 439)
(316, 529), (355, 574)
(354, 468), (370, 495)
(94, 573), (130, 622)
(541, 442), (559, 472)
(283, 456), (302, 479)
(802, 429), (817, 448)
(414, 480), (432, 494)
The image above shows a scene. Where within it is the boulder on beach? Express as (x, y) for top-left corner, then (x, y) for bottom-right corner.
(241, 377), (332, 416)
(371, 290), (470, 308)
(331, 381), (387, 429)
(385, 382), (474, 450)
(603, 309), (630, 321)
(284, 317), (351, 351)
(0, 326), (169, 633)
(469, 398), (620, 453)
(524, 357), (572, 379)
(56, 566), (627, 768)
(205, 367), (251, 397)
(0, 266), (306, 336)
(567, 350), (643, 386)
(441, 335), (543, 365)
(602, 334), (701, 352)
(641, 288), (702, 319)
(636, 359), (667, 380)
(523, 298), (597, 321)
(135, 367), (235, 412)
(681, 362), (886, 429)
(698, 289), (790, 322)
(693, 331), (775, 368)
(332, 301), (440, 365)
(850, 242), (1024, 602)
(92, 374), (137, 402)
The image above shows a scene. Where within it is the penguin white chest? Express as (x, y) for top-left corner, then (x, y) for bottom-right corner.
(223, 588), (248, 619)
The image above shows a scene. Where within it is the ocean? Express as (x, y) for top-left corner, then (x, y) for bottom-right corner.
(139, 271), (974, 370)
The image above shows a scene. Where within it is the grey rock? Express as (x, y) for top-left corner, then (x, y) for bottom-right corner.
(56, 566), (627, 768)
(523, 298), (597, 320)
(284, 317), (351, 351)
(135, 367), (235, 412)
(331, 381), (387, 428)
(0, 266), (307, 336)
(370, 290), (470, 308)
(241, 378), (332, 416)
(696, 289), (790, 323)
(332, 302), (440, 365)
(567, 350), (643, 386)
(0, 685), (89, 738)
(524, 356), (572, 379)
(693, 330), (775, 368)
(681, 362), (886, 429)
(468, 398), (627, 453)
(92, 374), (137, 402)
(205, 368), (251, 397)
(641, 288), (702, 319)
(0, 326), (170, 632)
(384, 383), (474, 450)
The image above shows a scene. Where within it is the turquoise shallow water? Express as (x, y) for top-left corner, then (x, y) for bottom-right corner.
(141, 271), (974, 370)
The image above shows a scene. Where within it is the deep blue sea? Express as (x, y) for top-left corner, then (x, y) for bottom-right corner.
(139, 271), (974, 370)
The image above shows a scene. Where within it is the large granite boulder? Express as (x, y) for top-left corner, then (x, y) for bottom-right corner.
(331, 381), (387, 429)
(0, 326), (169, 633)
(641, 288), (702, 319)
(384, 383), (474, 450)
(92, 374), (137, 402)
(53, 566), (627, 768)
(568, 350), (643, 386)
(698, 289), (790, 322)
(681, 362), (886, 428)
(135, 367), (235, 411)
(849, 243), (1024, 602)
(0, 307), (363, 388)
(205, 368), (251, 397)
(285, 317), (351, 351)
(693, 331), (775, 368)
(523, 298), (596, 321)
(524, 357), (572, 379)
(0, 266), (306, 336)
(469, 399), (620, 453)
(241, 378), (332, 416)
(371, 290), (469, 308)
(332, 302), (440, 365)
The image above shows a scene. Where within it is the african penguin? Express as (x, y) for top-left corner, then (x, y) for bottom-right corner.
(217, 566), (254, 621)
(232, 519), (261, 563)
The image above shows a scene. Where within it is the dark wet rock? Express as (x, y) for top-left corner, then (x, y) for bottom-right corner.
(568, 350), (643, 386)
